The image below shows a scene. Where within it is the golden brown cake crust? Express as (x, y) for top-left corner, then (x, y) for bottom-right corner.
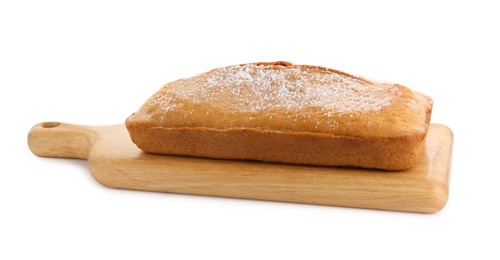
(126, 62), (433, 170)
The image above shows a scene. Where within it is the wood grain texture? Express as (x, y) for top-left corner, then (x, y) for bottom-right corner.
(28, 122), (453, 213)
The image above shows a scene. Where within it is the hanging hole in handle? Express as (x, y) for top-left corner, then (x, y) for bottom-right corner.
(42, 122), (61, 128)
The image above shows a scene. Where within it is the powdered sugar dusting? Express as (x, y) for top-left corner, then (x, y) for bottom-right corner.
(164, 64), (399, 113)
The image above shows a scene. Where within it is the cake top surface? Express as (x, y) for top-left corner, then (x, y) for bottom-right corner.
(130, 62), (432, 137)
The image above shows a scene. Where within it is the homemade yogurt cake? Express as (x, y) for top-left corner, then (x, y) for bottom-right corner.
(126, 62), (432, 170)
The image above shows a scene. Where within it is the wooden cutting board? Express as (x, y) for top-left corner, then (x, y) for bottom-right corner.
(28, 122), (453, 213)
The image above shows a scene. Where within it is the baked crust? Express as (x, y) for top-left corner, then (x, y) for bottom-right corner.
(126, 62), (433, 170)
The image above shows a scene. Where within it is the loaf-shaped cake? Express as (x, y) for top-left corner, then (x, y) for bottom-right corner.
(126, 62), (432, 170)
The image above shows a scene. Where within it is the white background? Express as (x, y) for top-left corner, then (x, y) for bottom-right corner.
(1, 0), (499, 259)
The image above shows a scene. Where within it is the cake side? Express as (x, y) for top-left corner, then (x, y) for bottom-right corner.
(125, 122), (426, 170)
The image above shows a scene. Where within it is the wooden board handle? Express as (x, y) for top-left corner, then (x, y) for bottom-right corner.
(28, 122), (96, 160)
